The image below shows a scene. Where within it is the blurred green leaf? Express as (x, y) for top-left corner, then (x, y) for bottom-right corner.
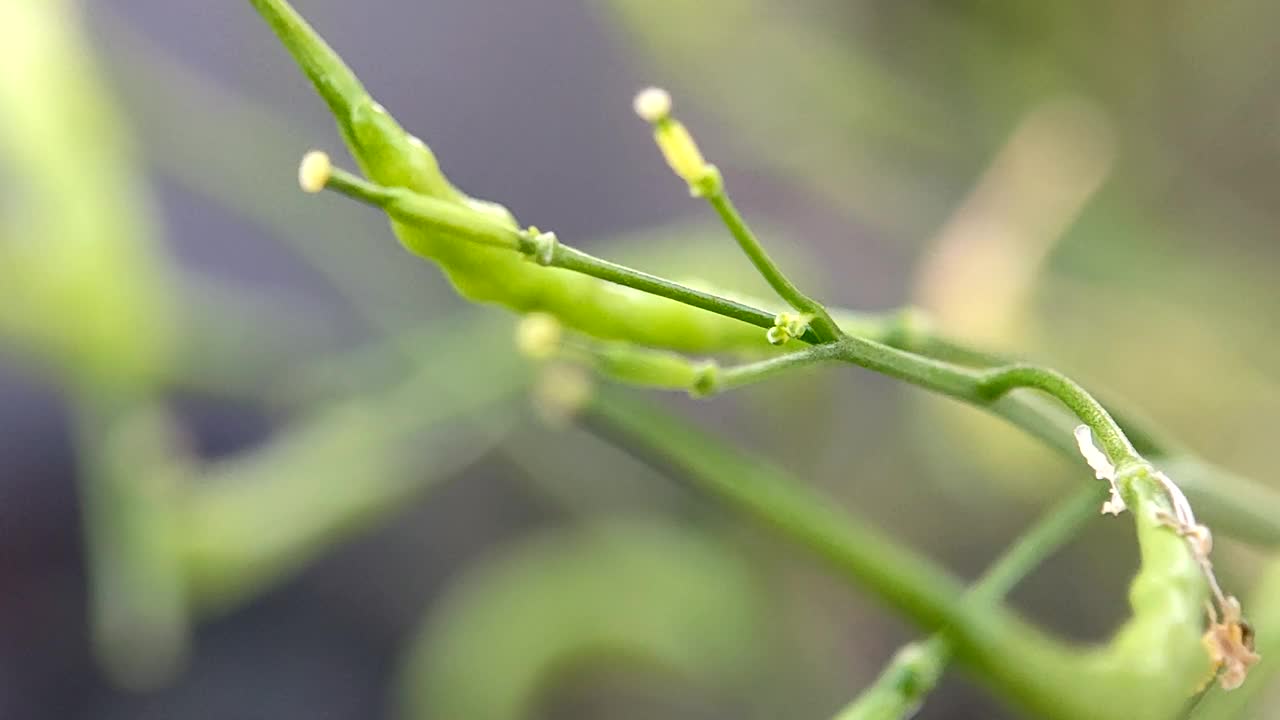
(72, 397), (191, 689)
(398, 518), (767, 720)
(0, 0), (176, 389)
(183, 315), (529, 615)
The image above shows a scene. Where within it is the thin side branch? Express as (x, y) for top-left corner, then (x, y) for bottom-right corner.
(836, 484), (1103, 719)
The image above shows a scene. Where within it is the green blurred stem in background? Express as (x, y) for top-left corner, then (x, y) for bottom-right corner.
(589, 391), (1206, 720)
(70, 394), (191, 690)
(834, 485), (1104, 719)
(0, 0), (187, 689)
(2, 0), (539, 692)
(397, 519), (769, 720)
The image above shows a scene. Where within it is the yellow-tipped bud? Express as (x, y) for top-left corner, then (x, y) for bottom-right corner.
(516, 312), (563, 360)
(765, 326), (791, 346)
(633, 87), (672, 123)
(634, 88), (719, 196)
(298, 151), (332, 193)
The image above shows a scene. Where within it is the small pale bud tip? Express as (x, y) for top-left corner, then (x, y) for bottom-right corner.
(633, 87), (672, 123)
(765, 326), (791, 346)
(298, 151), (332, 193)
(516, 313), (563, 360)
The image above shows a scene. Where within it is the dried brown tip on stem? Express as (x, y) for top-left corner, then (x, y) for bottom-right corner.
(298, 151), (332, 193)
(1201, 596), (1260, 690)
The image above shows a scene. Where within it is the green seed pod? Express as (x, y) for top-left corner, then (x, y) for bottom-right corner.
(248, 0), (779, 353)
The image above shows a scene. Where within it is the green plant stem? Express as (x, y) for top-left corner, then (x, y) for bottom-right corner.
(587, 389), (1203, 720)
(320, 165), (1280, 544)
(704, 191), (842, 341)
(325, 163), (1140, 463)
(324, 165), (823, 342)
(967, 486), (1105, 603)
(247, 0), (1264, 707)
(587, 388), (996, 637)
(712, 342), (846, 392)
(810, 335), (1137, 465)
(71, 390), (189, 690)
(977, 366), (1136, 458)
(255, 0), (1277, 549)
(245, 0), (365, 126)
(835, 484), (1103, 719)
(549, 244), (811, 337)
(568, 329), (1280, 546)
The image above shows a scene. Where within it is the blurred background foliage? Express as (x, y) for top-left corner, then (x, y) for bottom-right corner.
(0, 0), (1277, 718)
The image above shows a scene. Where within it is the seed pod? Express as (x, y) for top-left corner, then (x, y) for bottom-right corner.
(249, 0), (779, 354)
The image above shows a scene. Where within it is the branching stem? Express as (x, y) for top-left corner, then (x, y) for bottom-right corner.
(312, 161), (1280, 545)
(704, 191), (842, 342)
(836, 484), (1104, 719)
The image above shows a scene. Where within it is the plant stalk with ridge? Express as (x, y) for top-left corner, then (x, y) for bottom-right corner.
(246, 0), (1267, 716)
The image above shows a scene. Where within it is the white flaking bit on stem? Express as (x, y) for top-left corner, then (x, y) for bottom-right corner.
(633, 87), (672, 123)
(1069, 426), (1257, 688)
(1073, 425), (1126, 515)
(298, 151), (332, 193)
(1152, 469), (1198, 532)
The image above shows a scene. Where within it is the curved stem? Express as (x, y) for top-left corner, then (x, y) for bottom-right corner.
(587, 390), (1197, 720)
(977, 365), (1136, 460)
(819, 336), (1138, 466)
(836, 484), (1103, 719)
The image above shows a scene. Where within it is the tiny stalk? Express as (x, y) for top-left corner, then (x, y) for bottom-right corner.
(634, 87), (843, 343)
